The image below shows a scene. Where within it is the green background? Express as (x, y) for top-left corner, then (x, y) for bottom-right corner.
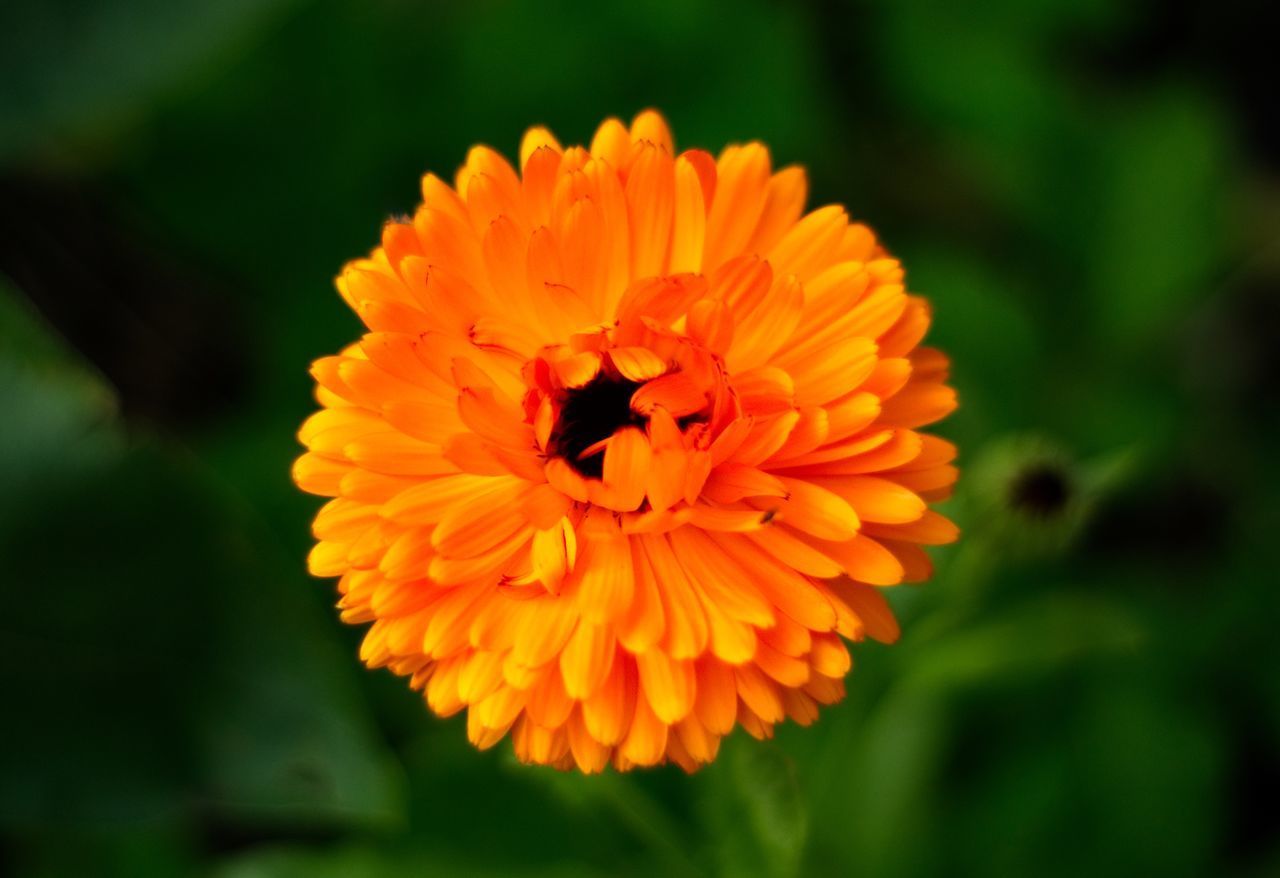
(1, 1), (1276, 875)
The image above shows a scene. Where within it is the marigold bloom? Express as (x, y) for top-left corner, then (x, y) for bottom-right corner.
(294, 111), (959, 772)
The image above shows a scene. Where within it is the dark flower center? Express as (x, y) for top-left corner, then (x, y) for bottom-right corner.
(550, 375), (645, 478)
(1008, 464), (1071, 518)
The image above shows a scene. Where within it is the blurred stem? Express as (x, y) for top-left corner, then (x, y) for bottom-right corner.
(589, 774), (707, 878)
(907, 530), (1004, 646)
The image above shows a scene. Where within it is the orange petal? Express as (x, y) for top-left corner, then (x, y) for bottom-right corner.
(785, 337), (879, 407)
(639, 534), (709, 660)
(608, 346), (669, 382)
(645, 407), (688, 513)
(767, 205), (848, 282)
(431, 477), (527, 558)
(809, 633), (852, 677)
(520, 126), (563, 168)
(636, 650), (696, 724)
(703, 143), (770, 273)
(748, 165), (807, 254)
(293, 453), (351, 497)
(669, 153), (709, 273)
(770, 477), (860, 541)
(431, 531), (532, 589)
(754, 641), (810, 687)
(616, 273), (708, 325)
(771, 407), (829, 461)
(694, 657), (739, 734)
(806, 533), (904, 586)
(344, 434), (453, 477)
(552, 350), (603, 389)
(726, 273), (803, 372)
(631, 373), (707, 418)
(630, 109), (674, 155)
(545, 457), (590, 502)
(804, 430), (924, 476)
(383, 473), (510, 525)
(576, 518), (636, 622)
(833, 580), (900, 643)
(601, 427), (651, 512)
(709, 533), (836, 632)
(863, 509), (960, 545)
(457, 387), (535, 450)
(379, 527), (435, 580)
(746, 526), (843, 579)
(618, 540), (666, 653)
(730, 411), (801, 467)
(582, 651), (636, 745)
(626, 143), (675, 278)
(732, 367), (795, 417)
(880, 382), (959, 429)
(617, 678), (669, 767)
(528, 519), (576, 594)
(685, 298), (735, 357)
(815, 475), (926, 524)
(701, 463), (787, 504)
(560, 622), (616, 699)
(511, 595), (577, 669)
(825, 393), (882, 443)
(669, 527), (774, 627)
(525, 665), (575, 728)
(590, 117), (631, 166)
(567, 707), (612, 773)
(770, 428), (895, 470)
(687, 505), (772, 532)
(735, 663), (785, 723)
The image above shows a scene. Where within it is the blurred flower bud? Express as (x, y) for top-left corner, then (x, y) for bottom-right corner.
(965, 435), (1130, 560)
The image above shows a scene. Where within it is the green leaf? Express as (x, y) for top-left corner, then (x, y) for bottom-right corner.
(0, 280), (120, 507)
(1087, 91), (1230, 342)
(0, 0), (299, 161)
(214, 843), (609, 878)
(0, 282), (403, 833)
(904, 592), (1146, 693)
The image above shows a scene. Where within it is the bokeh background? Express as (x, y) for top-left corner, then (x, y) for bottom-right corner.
(2, 1), (1277, 875)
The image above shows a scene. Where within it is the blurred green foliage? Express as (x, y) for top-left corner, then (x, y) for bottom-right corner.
(1, 0), (1277, 876)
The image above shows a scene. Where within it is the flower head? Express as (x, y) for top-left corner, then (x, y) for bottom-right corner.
(294, 111), (959, 772)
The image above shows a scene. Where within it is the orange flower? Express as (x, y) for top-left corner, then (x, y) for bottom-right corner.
(294, 111), (958, 772)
